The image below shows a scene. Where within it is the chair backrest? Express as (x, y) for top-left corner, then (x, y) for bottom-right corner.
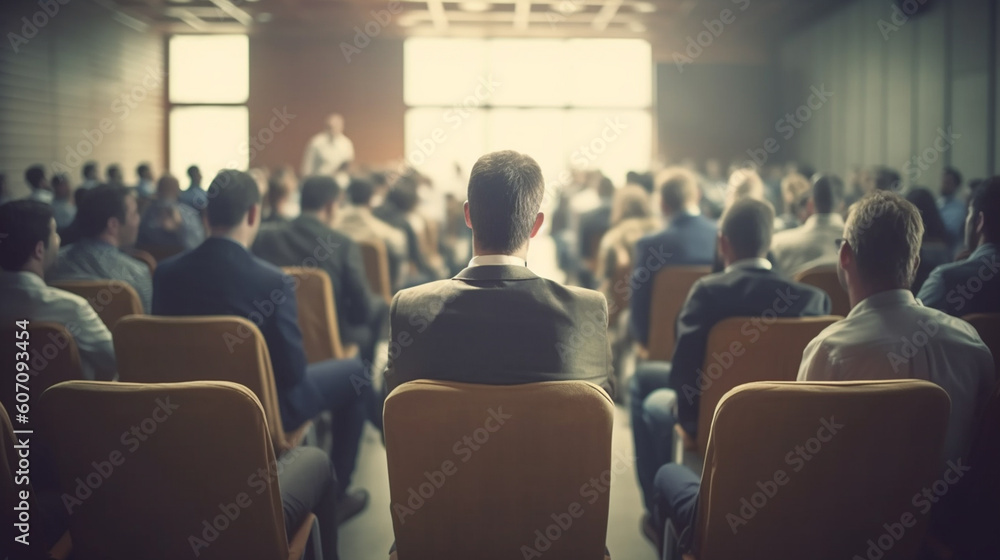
(50, 279), (143, 329)
(38, 381), (291, 560)
(794, 264), (851, 317)
(647, 266), (712, 361)
(962, 314), (1000, 521)
(384, 380), (615, 560)
(963, 313), (1000, 373)
(282, 266), (350, 363)
(694, 380), (951, 560)
(694, 316), (841, 453)
(126, 248), (157, 274)
(112, 315), (295, 453)
(0, 322), (83, 414)
(358, 238), (392, 303)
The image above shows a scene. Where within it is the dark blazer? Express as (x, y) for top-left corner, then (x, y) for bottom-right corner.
(373, 200), (434, 278)
(918, 243), (1000, 317)
(667, 264), (831, 435)
(252, 215), (379, 331)
(579, 203), (612, 260)
(152, 237), (314, 428)
(384, 264), (615, 397)
(629, 212), (718, 345)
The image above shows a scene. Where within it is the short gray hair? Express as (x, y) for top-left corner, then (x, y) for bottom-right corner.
(844, 191), (923, 288)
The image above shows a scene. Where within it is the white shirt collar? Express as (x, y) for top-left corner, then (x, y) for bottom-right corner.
(804, 213), (845, 228)
(468, 254), (527, 268)
(724, 257), (772, 273)
(850, 289), (917, 318)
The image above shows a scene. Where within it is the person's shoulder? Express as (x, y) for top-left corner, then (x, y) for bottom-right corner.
(391, 278), (461, 312)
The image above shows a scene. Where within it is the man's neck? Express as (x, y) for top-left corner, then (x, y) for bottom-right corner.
(96, 232), (119, 247)
(20, 263), (44, 279)
(210, 230), (249, 248)
(472, 245), (528, 262)
(849, 281), (902, 309)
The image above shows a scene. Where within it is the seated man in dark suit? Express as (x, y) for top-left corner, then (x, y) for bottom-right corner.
(384, 150), (614, 397)
(631, 198), (830, 540)
(628, 167), (717, 348)
(152, 169), (370, 523)
(577, 175), (615, 289)
(919, 176), (1000, 316)
(253, 175), (387, 366)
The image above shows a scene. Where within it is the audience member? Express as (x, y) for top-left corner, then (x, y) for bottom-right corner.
(774, 172), (811, 231)
(920, 177), (1000, 316)
(798, 190), (994, 464)
(383, 150), (614, 396)
(80, 161), (100, 190)
(578, 176), (615, 288)
(374, 176), (437, 288)
(134, 163), (155, 198)
(596, 185), (658, 304)
(152, 170), (370, 521)
(49, 185), (151, 312)
(629, 167), (717, 347)
(906, 188), (953, 293)
(138, 174), (205, 250)
(938, 167), (966, 247)
(872, 166), (902, 192)
(632, 198), (829, 529)
(26, 164), (52, 204)
(178, 164), (207, 211)
(0, 200), (116, 381)
(264, 169), (298, 224)
(105, 164), (124, 188)
(253, 175), (387, 367)
(770, 174), (845, 277)
(50, 173), (75, 232)
(336, 176), (407, 288)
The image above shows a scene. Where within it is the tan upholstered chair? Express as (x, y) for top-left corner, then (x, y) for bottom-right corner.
(112, 315), (309, 455)
(667, 380), (951, 560)
(677, 316), (842, 461)
(1, 402), (72, 559)
(282, 267), (358, 363)
(0, 322), (83, 414)
(384, 380), (615, 560)
(795, 264), (851, 317)
(963, 313), (1000, 372)
(126, 248), (157, 274)
(50, 279), (144, 329)
(644, 266), (712, 361)
(358, 238), (392, 303)
(38, 381), (318, 560)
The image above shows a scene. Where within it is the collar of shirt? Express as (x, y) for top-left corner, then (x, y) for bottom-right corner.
(969, 242), (997, 260)
(468, 254), (527, 268)
(724, 257), (772, 274)
(850, 289), (917, 318)
(804, 213), (845, 229)
(0, 270), (46, 289)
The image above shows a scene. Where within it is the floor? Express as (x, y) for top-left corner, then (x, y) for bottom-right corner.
(338, 405), (658, 560)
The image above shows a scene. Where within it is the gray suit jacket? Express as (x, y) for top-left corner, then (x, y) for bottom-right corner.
(384, 264), (615, 398)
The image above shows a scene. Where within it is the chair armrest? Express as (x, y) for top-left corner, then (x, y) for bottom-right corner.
(287, 513), (318, 560)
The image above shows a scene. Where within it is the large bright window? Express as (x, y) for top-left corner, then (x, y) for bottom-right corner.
(168, 35), (250, 181)
(404, 38), (653, 202)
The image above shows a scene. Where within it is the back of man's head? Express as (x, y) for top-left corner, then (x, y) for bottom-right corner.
(844, 191), (923, 289)
(467, 150), (544, 254)
(83, 161), (98, 180)
(874, 167), (902, 192)
(720, 198), (775, 260)
(301, 176), (341, 212)
(657, 167), (699, 213)
(25, 165), (46, 190)
(187, 165), (201, 181)
(812, 174), (844, 214)
(969, 176), (1000, 244)
(0, 200), (53, 271)
(597, 176), (615, 200)
(75, 185), (130, 238)
(387, 176), (419, 212)
(137, 163), (152, 180)
(347, 178), (374, 206)
(157, 175), (181, 199)
(206, 170), (260, 229)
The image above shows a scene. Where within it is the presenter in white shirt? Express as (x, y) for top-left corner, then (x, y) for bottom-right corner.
(301, 113), (354, 187)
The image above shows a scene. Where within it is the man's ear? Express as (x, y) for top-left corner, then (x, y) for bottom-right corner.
(976, 210), (986, 236)
(839, 240), (852, 270)
(106, 217), (120, 238)
(33, 239), (45, 262)
(529, 212), (545, 239)
(464, 201), (472, 229)
(247, 203), (259, 227)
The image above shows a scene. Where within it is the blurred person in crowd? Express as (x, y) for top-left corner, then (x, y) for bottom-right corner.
(179, 164), (207, 211)
(49, 185), (150, 312)
(938, 166), (966, 250)
(263, 166), (299, 224)
(771, 174), (845, 277)
(134, 162), (155, 198)
(138, 174), (205, 250)
(906, 188), (954, 294)
(337, 176), (407, 288)
(105, 164), (124, 188)
(50, 173), (75, 232)
(302, 113), (354, 187)
(775, 172), (811, 231)
(26, 164), (52, 204)
(578, 175), (615, 289)
(81, 161), (100, 190)
(374, 175), (437, 288)
(596, 184), (658, 308)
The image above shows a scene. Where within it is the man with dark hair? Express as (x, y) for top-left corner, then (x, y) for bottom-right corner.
(337, 176), (407, 288)
(578, 176), (616, 288)
(50, 173), (76, 231)
(253, 175), (387, 367)
(26, 164), (52, 204)
(105, 164), (124, 188)
(178, 165), (207, 211)
(629, 167), (717, 348)
(938, 166), (966, 247)
(771, 173), (846, 276)
(920, 176), (1000, 316)
(384, 150), (614, 396)
(374, 175), (437, 287)
(138, 174), (204, 250)
(134, 163), (155, 198)
(152, 169), (370, 530)
(49, 185), (150, 311)
(632, 198), (829, 538)
(0, 200), (116, 381)
(799, 189), (994, 462)
(81, 161), (100, 190)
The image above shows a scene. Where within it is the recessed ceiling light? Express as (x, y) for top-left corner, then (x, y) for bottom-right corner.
(633, 1), (657, 13)
(459, 1), (491, 12)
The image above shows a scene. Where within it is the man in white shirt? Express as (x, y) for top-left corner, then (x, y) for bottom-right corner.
(0, 200), (116, 381)
(771, 174), (845, 277)
(798, 190), (995, 464)
(302, 113), (354, 187)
